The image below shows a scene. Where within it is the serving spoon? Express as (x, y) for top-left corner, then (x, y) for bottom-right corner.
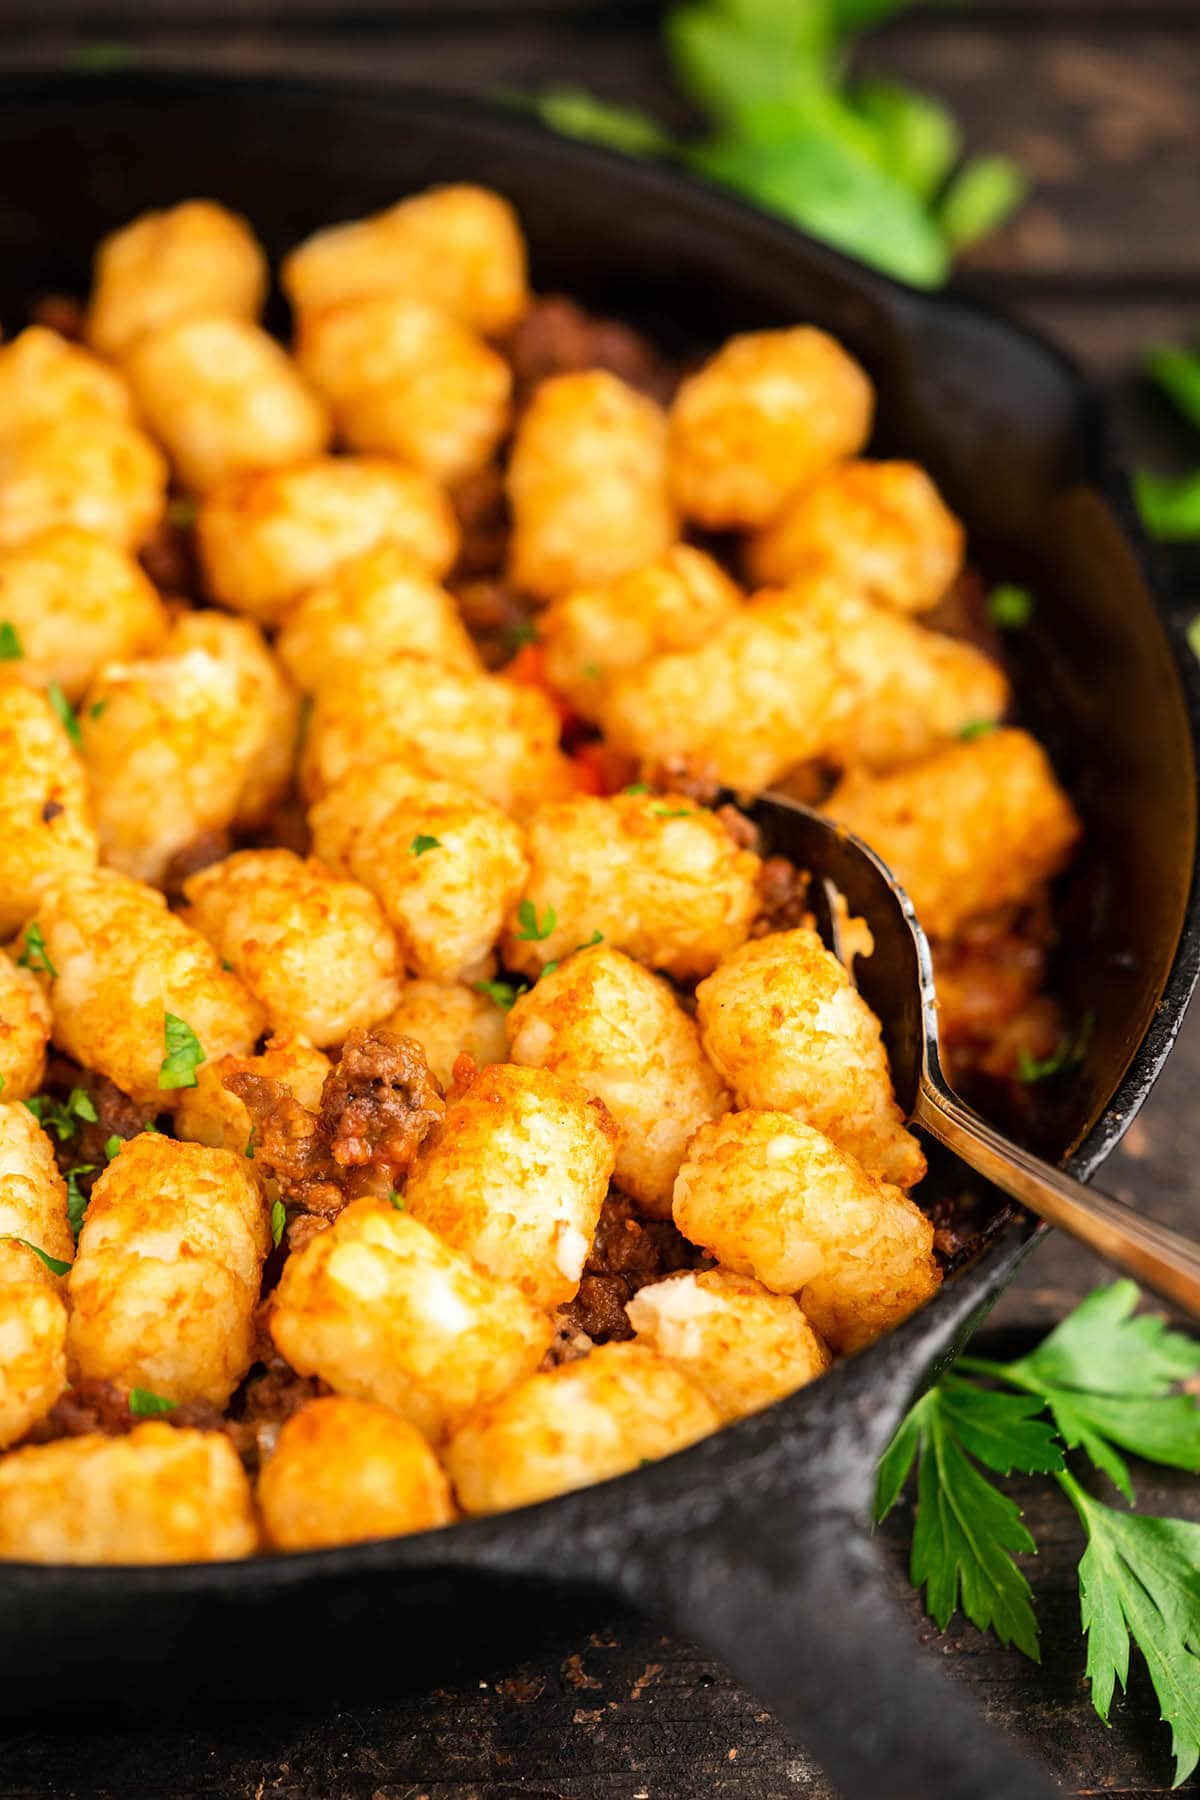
(747, 790), (1200, 1319)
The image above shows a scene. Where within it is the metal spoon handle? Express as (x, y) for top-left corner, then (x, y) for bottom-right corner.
(915, 1078), (1200, 1319)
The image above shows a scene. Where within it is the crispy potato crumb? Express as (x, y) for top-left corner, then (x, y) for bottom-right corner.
(626, 1269), (830, 1421)
(445, 1341), (719, 1515)
(673, 1111), (941, 1354)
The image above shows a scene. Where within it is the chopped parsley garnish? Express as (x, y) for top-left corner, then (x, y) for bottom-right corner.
(244, 1127), (256, 1160)
(1016, 1014), (1094, 1084)
(158, 1012), (205, 1090)
(515, 899), (557, 942)
(47, 681), (81, 746)
(0, 1236), (70, 1277)
(410, 834), (442, 856)
(0, 621), (23, 661)
(959, 719), (997, 742)
(17, 923), (58, 979)
(104, 1135), (123, 1161)
(128, 1388), (178, 1417)
(65, 1165), (96, 1240)
(582, 662), (602, 681)
(24, 1086), (95, 1141)
(473, 978), (529, 1012)
(652, 804), (693, 817)
(624, 783), (651, 796)
(89, 699), (108, 721)
(166, 496), (198, 529)
(987, 583), (1035, 630)
(388, 1188), (405, 1211)
(270, 1200), (286, 1248)
(503, 618), (539, 649)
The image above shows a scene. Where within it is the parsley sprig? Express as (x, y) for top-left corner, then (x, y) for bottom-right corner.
(1136, 341), (1200, 544)
(877, 1282), (1200, 1784)
(24, 1086), (96, 1142)
(158, 1012), (205, 1090)
(522, 0), (1026, 289)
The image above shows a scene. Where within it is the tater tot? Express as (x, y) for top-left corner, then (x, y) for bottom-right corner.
(296, 295), (511, 484)
(87, 199), (268, 360)
(540, 545), (742, 719)
(695, 928), (925, 1189)
(668, 328), (874, 528)
(379, 981), (508, 1091)
(774, 574), (1009, 773)
(309, 763), (527, 984)
(824, 728), (1082, 941)
(276, 541), (480, 694)
(0, 327), (132, 437)
(503, 794), (760, 983)
(183, 849), (402, 1047)
(259, 1396), (455, 1550)
(672, 1112), (941, 1354)
(746, 460), (964, 613)
(0, 528), (167, 700)
(196, 455), (459, 626)
(446, 1342), (718, 1516)
(68, 1133), (269, 1405)
(626, 1269), (830, 1421)
(507, 372), (677, 601)
(122, 316), (331, 495)
(282, 183), (530, 335)
(0, 682), (98, 938)
(0, 1423), (257, 1564)
(175, 1032), (330, 1169)
(29, 867), (264, 1110)
(404, 1063), (616, 1308)
(80, 613), (299, 886)
(507, 944), (728, 1216)
(0, 1105), (72, 1448)
(0, 414), (167, 553)
(270, 1198), (553, 1442)
(301, 654), (569, 817)
(0, 951), (52, 1101)
(600, 589), (840, 792)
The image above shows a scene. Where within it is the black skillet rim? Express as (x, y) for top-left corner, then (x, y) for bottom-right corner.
(1, 65), (1198, 1593)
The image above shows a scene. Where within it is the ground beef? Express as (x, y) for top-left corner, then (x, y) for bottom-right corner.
(556, 1190), (705, 1344)
(161, 827), (232, 896)
(227, 1028), (444, 1219)
(451, 462), (510, 581)
(753, 855), (812, 936)
(139, 513), (199, 600)
(30, 293), (85, 339)
(924, 565), (1005, 663)
(451, 578), (539, 670)
(22, 1378), (225, 1446)
(503, 295), (679, 412)
(225, 1352), (330, 1472)
(715, 802), (760, 854)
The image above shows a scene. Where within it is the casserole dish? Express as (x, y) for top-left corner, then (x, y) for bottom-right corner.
(0, 70), (1196, 1800)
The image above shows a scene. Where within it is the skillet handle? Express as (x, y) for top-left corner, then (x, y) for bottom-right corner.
(616, 1509), (1060, 1800)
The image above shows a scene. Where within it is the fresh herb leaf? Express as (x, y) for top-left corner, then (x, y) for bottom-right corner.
(532, 87), (678, 159)
(0, 1236), (70, 1277)
(65, 1165), (96, 1240)
(1060, 1472), (1200, 1788)
(89, 699), (108, 721)
(128, 1387), (177, 1417)
(270, 1199), (286, 1248)
(1015, 1013), (1093, 1084)
(473, 978), (529, 1012)
(582, 662), (602, 681)
(1189, 616), (1200, 663)
(652, 803), (694, 816)
(166, 496), (198, 529)
(158, 1012), (205, 1090)
(410, 834), (442, 857)
(17, 923), (57, 979)
(504, 617), (539, 650)
(516, 899), (557, 942)
(104, 1134), (122, 1161)
(388, 1188), (405, 1211)
(852, 77), (959, 202)
(624, 783), (652, 796)
(988, 583), (1034, 630)
(1145, 344), (1200, 433)
(958, 719), (995, 742)
(244, 1128), (255, 1161)
(938, 154), (1027, 255)
(0, 621), (23, 661)
(47, 681), (81, 747)
(23, 1086), (94, 1141)
(1135, 470), (1200, 543)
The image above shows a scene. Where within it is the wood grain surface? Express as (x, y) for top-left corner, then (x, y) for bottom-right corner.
(1, 4), (1198, 1795)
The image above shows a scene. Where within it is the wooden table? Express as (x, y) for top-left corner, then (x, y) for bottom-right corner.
(2, 4), (1198, 1795)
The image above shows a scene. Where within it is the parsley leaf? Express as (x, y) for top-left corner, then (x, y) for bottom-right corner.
(1015, 1012), (1093, 1084)
(65, 1165), (96, 1240)
(515, 899), (557, 942)
(1060, 1472), (1200, 1788)
(624, 783), (652, 796)
(166, 496), (198, 529)
(17, 923), (57, 979)
(158, 1012), (205, 1090)
(410, 834), (442, 856)
(128, 1388), (177, 1417)
(473, 978), (529, 1012)
(652, 803), (694, 817)
(104, 1134), (122, 1161)
(89, 699), (108, 721)
(47, 681), (81, 747)
(503, 617), (539, 650)
(24, 1086), (95, 1141)
(958, 719), (995, 742)
(1145, 343), (1200, 433)
(0, 621), (23, 660)
(270, 1199), (286, 1248)
(988, 583), (1035, 630)
(0, 1236), (70, 1277)
(531, 87), (678, 159)
(388, 1188), (405, 1211)
(1135, 470), (1200, 543)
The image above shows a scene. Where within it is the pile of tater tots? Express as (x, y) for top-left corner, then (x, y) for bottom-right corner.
(0, 186), (1081, 1564)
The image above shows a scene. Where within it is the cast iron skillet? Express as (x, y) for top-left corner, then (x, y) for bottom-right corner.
(1, 71), (1198, 1800)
